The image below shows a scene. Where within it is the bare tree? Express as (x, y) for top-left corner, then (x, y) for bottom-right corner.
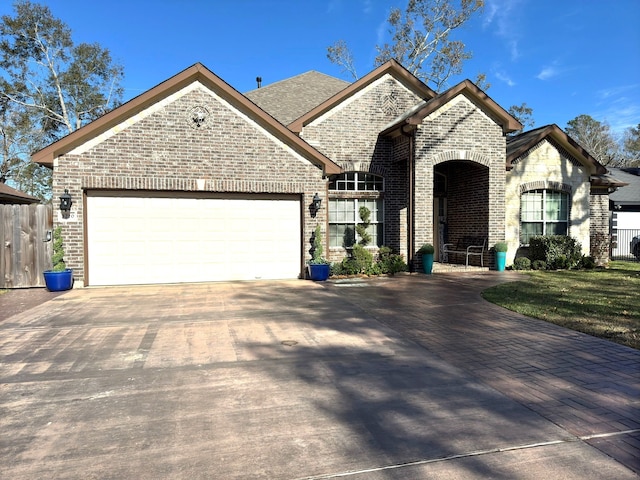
(327, 0), (484, 91)
(0, 0), (124, 198)
(622, 123), (640, 166)
(507, 102), (534, 136)
(566, 114), (621, 167)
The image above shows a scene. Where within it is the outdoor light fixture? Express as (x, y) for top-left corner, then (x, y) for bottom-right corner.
(59, 189), (72, 219)
(311, 193), (322, 217)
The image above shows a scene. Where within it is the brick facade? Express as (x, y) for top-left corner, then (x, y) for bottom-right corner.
(53, 83), (327, 285)
(41, 62), (614, 285)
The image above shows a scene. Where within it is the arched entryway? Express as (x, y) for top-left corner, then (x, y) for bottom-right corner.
(433, 160), (490, 266)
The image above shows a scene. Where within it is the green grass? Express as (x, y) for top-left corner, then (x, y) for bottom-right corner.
(482, 261), (640, 350)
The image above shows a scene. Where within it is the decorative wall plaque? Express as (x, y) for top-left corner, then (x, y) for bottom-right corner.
(188, 105), (210, 128)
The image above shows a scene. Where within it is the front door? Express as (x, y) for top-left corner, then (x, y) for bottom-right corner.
(433, 197), (447, 262)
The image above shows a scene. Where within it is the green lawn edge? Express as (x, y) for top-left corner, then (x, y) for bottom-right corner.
(481, 261), (640, 350)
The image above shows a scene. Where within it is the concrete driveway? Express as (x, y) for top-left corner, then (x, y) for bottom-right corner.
(1, 273), (638, 479)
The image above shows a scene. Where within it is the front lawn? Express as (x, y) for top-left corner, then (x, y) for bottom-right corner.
(482, 261), (640, 350)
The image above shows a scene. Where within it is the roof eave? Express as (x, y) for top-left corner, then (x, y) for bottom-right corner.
(32, 63), (342, 176)
(507, 125), (608, 175)
(288, 59), (436, 133)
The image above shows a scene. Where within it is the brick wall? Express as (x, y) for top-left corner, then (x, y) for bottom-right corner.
(413, 94), (506, 269)
(53, 83), (327, 285)
(300, 74), (421, 263)
(590, 189), (611, 264)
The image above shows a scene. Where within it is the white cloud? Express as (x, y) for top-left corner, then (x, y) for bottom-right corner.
(592, 84), (640, 133)
(483, 0), (526, 60)
(597, 84), (640, 100)
(495, 71), (515, 87)
(536, 65), (559, 81)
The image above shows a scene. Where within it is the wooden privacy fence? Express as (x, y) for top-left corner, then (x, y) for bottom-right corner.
(1, 204), (53, 288)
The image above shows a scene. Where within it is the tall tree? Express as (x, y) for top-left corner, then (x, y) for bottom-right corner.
(622, 123), (640, 166)
(507, 102), (534, 135)
(565, 114), (621, 167)
(0, 0), (124, 199)
(327, 0), (484, 91)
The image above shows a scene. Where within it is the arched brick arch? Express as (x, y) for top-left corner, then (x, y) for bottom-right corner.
(338, 162), (388, 177)
(519, 181), (572, 194)
(432, 150), (492, 167)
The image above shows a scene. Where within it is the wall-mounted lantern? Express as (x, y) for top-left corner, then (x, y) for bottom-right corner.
(311, 193), (322, 217)
(59, 189), (72, 219)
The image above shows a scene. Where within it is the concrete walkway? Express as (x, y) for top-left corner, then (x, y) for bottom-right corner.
(0, 273), (638, 479)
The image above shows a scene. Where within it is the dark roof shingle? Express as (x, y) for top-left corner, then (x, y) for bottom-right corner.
(245, 71), (350, 125)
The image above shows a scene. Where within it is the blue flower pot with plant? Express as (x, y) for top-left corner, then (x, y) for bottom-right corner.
(418, 243), (435, 274)
(43, 226), (73, 291)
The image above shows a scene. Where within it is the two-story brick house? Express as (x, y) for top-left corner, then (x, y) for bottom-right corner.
(33, 60), (622, 286)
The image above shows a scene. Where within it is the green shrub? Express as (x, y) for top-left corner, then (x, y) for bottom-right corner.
(529, 235), (582, 270)
(51, 226), (66, 272)
(531, 259), (547, 270)
(418, 243), (434, 254)
(580, 255), (596, 269)
(377, 246), (407, 275)
(512, 257), (531, 270)
(494, 241), (508, 252)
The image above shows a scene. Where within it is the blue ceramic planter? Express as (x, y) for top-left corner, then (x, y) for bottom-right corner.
(43, 269), (73, 291)
(495, 252), (507, 272)
(422, 253), (434, 274)
(308, 264), (330, 281)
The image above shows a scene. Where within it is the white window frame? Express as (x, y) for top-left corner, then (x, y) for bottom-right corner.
(328, 172), (384, 249)
(520, 189), (569, 245)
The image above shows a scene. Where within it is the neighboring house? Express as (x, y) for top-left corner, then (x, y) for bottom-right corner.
(31, 60), (623, 287)
(609, 167), (640, 259)
(0, 182), (40, 204)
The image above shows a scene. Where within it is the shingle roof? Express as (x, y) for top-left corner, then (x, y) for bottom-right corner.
(0, 182), (40, 204)
(609, 168), (640, 205)
(506, 124), (608, 176)
(245, 71), (351, 125)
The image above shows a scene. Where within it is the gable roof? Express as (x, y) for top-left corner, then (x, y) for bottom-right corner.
(0, 182), (40, 204)
(609, 168), (639, 205)
(288, 59), (437, 133)
(32, 63), (341, 175)
(506, 124), (608, 175)
(381, 79), (522, 137)
(245, 71), (350, 125)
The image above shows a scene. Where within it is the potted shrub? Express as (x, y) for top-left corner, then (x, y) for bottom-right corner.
(418, 243), (435, 274)
(307, 225), (330, 281)
(494, 241), (508, 272)
(43, 226), (73, 291)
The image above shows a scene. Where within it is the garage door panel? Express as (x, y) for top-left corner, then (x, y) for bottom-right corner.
(87, 193), (301, 285)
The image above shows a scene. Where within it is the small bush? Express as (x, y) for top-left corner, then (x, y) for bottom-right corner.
(580, 255), (596, 269)
(512, 257), (531, 270)
(377, 246), (407, 275)
(494, 241), (508, 252)
(529, 235), (582, 270)
(531, 259), (547, 270)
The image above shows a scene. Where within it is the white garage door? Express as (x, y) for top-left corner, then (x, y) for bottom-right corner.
(86, 192), (302, 285)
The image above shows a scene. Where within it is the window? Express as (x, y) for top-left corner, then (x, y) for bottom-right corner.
(328, 172), (384, 248)
(520, 189), (569, 244)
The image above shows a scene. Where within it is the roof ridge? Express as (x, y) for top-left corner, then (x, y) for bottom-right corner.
(245, 70), (349, 94)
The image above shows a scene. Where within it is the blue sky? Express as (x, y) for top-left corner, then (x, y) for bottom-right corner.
(2, 0), (639, 134)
